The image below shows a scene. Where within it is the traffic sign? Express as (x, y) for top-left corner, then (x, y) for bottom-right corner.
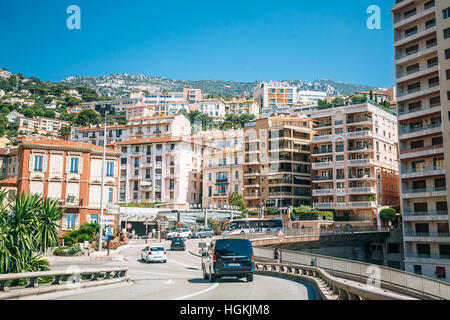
(279, 230), (285, 243)
(101, 221), (113, 226)
(127, 223), (132, 230)
(106, 227), (114, 236)
(102, 215), (115, 221)
(158, 221), (168, 225)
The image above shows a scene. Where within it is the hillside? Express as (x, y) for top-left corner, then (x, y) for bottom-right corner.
(61, 74), (377, 99)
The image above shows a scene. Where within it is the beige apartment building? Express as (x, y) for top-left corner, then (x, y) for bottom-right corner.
(253, 81), (297, 116)
(201, 130), (244, 209)
(224, 99), (260, 117)
(392, 0), (450, 281)
(311, 101), (400, 227)
(243, 115), (314, 212)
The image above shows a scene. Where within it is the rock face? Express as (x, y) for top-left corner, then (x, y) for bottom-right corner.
(61, 73), (376, 99)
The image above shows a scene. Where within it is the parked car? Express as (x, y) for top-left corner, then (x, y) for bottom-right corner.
(202, 238), (255, 283)
(194, 228), (214, 238)
(170, 237), (186, 251)
(167, 228), (193, 239)
(141, 245), (167, 263)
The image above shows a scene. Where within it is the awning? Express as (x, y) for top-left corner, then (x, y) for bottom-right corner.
(435, 267), (446, 277)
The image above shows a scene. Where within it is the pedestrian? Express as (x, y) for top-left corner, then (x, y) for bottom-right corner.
(273, 248), (280, 264)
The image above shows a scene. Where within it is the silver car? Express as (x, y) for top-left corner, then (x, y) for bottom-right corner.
(194, 228), (214, 238)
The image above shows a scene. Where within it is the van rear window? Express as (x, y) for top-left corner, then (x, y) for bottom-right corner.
(214, 239), (253, 257)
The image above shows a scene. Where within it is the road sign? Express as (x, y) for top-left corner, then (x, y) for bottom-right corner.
(198, 242), (207, 248)
(106, 227), (114, 236)
(279, 230), (285, 243)
(127, 223), (132, 230)
(102, 215), (115, 221)
(158, 221), (168, 225)
(101, 221), (113, 226)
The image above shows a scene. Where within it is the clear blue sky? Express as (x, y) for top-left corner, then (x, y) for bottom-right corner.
(0, 0), (395, 87)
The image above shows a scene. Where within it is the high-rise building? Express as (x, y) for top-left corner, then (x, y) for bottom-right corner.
(311, 100), (400, 226)
(243, 115), (314, 212)
(253, 81), (297, 116)
(392, 0), (450, 281)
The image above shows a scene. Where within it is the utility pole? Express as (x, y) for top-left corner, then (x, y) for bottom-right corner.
(98, 111), (108, 252)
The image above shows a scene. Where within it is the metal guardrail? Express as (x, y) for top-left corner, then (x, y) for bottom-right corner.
(0, 267), (128, 295)
(253, 247), (449, 300)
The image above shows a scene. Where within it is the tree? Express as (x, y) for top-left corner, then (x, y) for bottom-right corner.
(238, 113), (255, 127)
(369, 90), (373, 101)
(44, 109), (56, 118)
(58, 125), (71, 136)
(73, 109), (100, 127)
(380, 208), (397, 224)
(22, 107), (34, 118)
(229, 192), (247, 213)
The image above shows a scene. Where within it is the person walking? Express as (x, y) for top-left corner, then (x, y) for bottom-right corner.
(273, 248), (280, 264)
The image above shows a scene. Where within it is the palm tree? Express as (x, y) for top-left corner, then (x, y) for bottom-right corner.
(36, 198), (65, 253)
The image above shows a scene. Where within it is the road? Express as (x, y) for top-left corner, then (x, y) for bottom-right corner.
(20, 238), (316, 300)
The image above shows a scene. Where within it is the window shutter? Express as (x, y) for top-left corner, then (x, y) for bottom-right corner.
(29, 155), (34, 172)
(42, 155), (48, 173)
(113, 187), (118, 203)
(75, 214), (80, 229)
(61, 214), (68, 231)
(65, 157), (71, 174)
(79, 157), (83, 175)
(114, 161), (118, 178)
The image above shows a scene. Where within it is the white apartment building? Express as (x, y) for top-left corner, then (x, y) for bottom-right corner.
(115, 136), (203, 209)
(253, 81), (297, 116)
(72, 114), (191, 146)
(392, 0), (450, 281)
(198, 99), (226, 122)
(297, 90), (328, 104)
(311, 101), (400, 227)
(16, 116), (69, 135)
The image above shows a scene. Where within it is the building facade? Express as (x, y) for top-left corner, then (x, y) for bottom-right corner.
(243, 116), (314, 212)
(198, 99), (226, 122)
(224, 99), (260, 117)
(253, 81), (297, 116)
(15, 138), (121, 236)
(392, 0), (450, 281)
(311, 101), (400, 226)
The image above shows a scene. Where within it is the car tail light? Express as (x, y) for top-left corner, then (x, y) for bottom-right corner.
(212, 254), (216, 262)
(148, 252), (152, 255)
(164, 251), (166, 254)
(251, 254), (254, 262)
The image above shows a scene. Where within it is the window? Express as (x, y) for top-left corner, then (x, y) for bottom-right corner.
(34, 155), (43, 172)
(67, 214), (75, 229)
(446, 49), (450, 60)
(70, 157), (78, 174)
(134, 158), (139, 168)
(444, 28), (450, 40)
(444, 8), (450, 19)
(90, 214), (98, 224)
(108, 188), (113, 203)
(413, 265), (422, 275)
(106, 162), (114, 177)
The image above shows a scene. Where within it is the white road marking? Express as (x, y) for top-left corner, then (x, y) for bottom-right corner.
(167, 257), (200, 270)
(164, 279), (173, 284)
(129, 270), (198, 277)
(172, 283), (220, 300)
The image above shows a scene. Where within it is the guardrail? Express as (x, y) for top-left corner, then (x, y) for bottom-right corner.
(0, 267), (128, 300)
(253, 247), (449, 300)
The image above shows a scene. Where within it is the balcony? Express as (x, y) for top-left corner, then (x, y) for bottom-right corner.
(215, 178), (229, 185)
(245, 183), (260, 188)
(347, 131), (374, 139)
(394, 24), (436, 47)
(347, 146), (374, 153)
(244, 171), (261, 177)
(312, 175), (333, 182)
(346, 117), (372, 125)
(393, 1), (435, 25)
(396, 62), (439, 83)
(399, 123), (442, 140)
(315, 201), (376, 209)
(312, 148), (333, 155)
(400, 144), (444, 160)
(312, 135), (332, 143)
(402, 187), (447, 199)
(397, 82), (440, 102)
(404, 232), (450, 243)
(244, 192), (260, 199)
(312, 189), (335, 196)
(404, 253), (450, 264)
(312, 162), (334, 169)
(398, 103), (441, 121)
(403, 211), (449, 221)
(347, 159), (377, 166)
(315, 122), (332, 128)
(213, 192), (229, 198)
(401, 165), (445, 179)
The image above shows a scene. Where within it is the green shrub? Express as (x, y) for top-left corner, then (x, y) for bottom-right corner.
(380, 208), (397, 222)
(291, 208), (334, 221)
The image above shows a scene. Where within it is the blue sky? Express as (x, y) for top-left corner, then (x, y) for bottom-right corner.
(0, 0), (395, 87)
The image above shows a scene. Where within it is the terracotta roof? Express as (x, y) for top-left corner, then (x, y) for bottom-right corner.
(128, 115), (178, 121)
(0, 178), (17, 185)
(78, 124), (126, 132)
(0, 148), (6, 156)
(21, 138), (117, 153)
(115, 136), (183, 146)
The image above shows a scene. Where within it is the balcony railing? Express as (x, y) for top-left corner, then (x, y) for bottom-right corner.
(397, 82), (440, 98)
(400, 122), (441, 135)
(395, 23), (436, 42)
(398, 103), (441, 116)
(401, 165), (444, 174)
(403, 187), (446, 194)
(397, 62), (438, 78)
(405, 253), (450, 260)
(404, 232), (450, 238)
(312, 148), (333, 155)
(313, 176), (333, 181)
(396, 42), (437, 60)
(403, 211), (448, 217)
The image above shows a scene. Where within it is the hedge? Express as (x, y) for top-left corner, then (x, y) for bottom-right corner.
(291, 209), (334, 221)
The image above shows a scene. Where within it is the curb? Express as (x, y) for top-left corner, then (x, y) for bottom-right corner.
(188, 249), (202, 258)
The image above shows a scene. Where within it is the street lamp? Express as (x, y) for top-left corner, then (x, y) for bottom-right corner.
(98, 111), (108, 252)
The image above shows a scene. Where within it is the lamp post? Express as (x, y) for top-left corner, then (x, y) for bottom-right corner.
(98, 111), (108, 252)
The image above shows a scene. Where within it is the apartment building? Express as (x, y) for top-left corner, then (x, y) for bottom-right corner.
(72, 114), (191, 146)
(311, 101), (400, 226)
(297, 90), (328, 104)
(15, 138), (121, 236)
(224, 99), (260, 117)
(392, 0), (450, 281)
(243, 115), (314, 212)
(253, 81), (297, 116)
(201, 130), (244, 209)
(114, 136), (203, 209)
(198, 99), (226, 122)
(15, 116), (69, 136)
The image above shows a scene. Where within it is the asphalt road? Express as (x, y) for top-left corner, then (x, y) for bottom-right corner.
(21, 238), (316, 300)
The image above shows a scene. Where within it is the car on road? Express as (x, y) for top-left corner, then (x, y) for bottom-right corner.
(194, 228), (214, 238)
(166, 228), (193, 240)
(202, 238), (255, 283)
(170, 237), (186, 251)
(141, 245), (167, 263)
